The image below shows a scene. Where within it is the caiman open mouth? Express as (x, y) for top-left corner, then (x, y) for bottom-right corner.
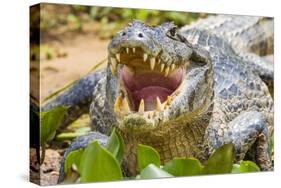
(110, 47), (187, 118)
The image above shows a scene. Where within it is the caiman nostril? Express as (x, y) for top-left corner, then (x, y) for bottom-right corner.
(138, 33), (144, 38)
(122, 32), (126, 36)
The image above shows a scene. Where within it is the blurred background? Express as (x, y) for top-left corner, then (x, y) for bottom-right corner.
(30, 3), (208, 102)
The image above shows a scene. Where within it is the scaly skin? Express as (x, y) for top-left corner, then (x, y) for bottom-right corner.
(181, 15), (274, 91)
(42, 15), (274, 182)
(181, 28), (273, 168)
(181, 15), (274, 56)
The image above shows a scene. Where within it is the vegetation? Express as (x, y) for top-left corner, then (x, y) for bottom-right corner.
(31, 4), (207, 61)
(39, 4), (207, 38)
(38, 106), (268, 183)
(62, 129), (260, 183)
(39, 106), (68, 164)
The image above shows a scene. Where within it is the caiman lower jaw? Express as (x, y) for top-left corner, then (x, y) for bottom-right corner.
(110, 47), (187, 119)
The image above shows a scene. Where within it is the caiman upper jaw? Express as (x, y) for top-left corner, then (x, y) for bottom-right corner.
(109, 46), (186, 120)
(109, 46), (181, 77)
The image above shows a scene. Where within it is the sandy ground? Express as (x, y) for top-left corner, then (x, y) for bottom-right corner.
(39, 33), (109, 102)
(30, 148), (63, 186)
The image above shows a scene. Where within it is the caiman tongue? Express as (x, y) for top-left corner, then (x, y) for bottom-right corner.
(132, 86), (172, 110)
(121, 66), (183, 111)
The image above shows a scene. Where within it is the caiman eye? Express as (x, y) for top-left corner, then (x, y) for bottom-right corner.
(166, 26), (179, 40)
(169, 27), (177, 36)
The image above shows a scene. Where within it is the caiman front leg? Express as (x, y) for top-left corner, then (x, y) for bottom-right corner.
(57, 74), (117, 183)
(206, 111), (272, 171)
(42, 69), (106, 129)
(58, 90), (115, 183)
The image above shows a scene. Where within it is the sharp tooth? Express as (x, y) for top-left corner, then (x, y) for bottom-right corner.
(164, 66), (170, 77)
(122, 98), (131, 114)
(138, 99), (145, 114)
(162, 101), (168, 109)
(114, 95), (122, 113)
(150, 58), (156, 70)
(126, 48), (129, 53)
(143, 53), (148, 62)
(157, 58), (161, 64)
(116, 53), (120, 62)
(110, 66), (115, 75)
(110, 57), (117, 75)
(111, 57), (117, 65)
(132, 48), (136, 53)
(156, 97), (162, 111)
(160, 64), (165, 72)
(171, 64), (175, 71)
(164, 102), (168, 109)
(167, 96), (172, 105)
(163, 96), (172, 110)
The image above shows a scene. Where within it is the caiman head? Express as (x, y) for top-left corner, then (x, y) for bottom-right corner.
(106, 20), (213, 133)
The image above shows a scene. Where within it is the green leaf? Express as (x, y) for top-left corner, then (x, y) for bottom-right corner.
(40, 106), (68, 146)
(203, 144), (235, 174)
(231, 164), (241, 173)
(137, 144), (161, 171)
(56, 128), (90, 141)
(43, 58), (106, 103)
(106, 128), (124, 162)
(163, 158), (203, 176)
(64, 148), (84, 173)
(140, 164), (173, 179)
(79, 141), (123, 182)
(231, 161), (260, 173)
(240, 161), (260, 172)
(62, 170), (80, 184)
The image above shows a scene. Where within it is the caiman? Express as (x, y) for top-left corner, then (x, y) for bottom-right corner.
(42, 15), (274, 181)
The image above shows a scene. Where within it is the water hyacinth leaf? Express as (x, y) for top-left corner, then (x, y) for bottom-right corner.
(163, 158), (203, 176)
(62, 169), (80, 184)
(40, 106), (68, 146)
(203, 144), (235, 174)
(140, 164), (173, 179)
(64, 148), (84, 173)
(106, 128), (125, 162)
(240, 161), (260, 172)
(137, 144), (161, 171)
(231, 164), (241, 173)
(79, 141), (123, 182)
